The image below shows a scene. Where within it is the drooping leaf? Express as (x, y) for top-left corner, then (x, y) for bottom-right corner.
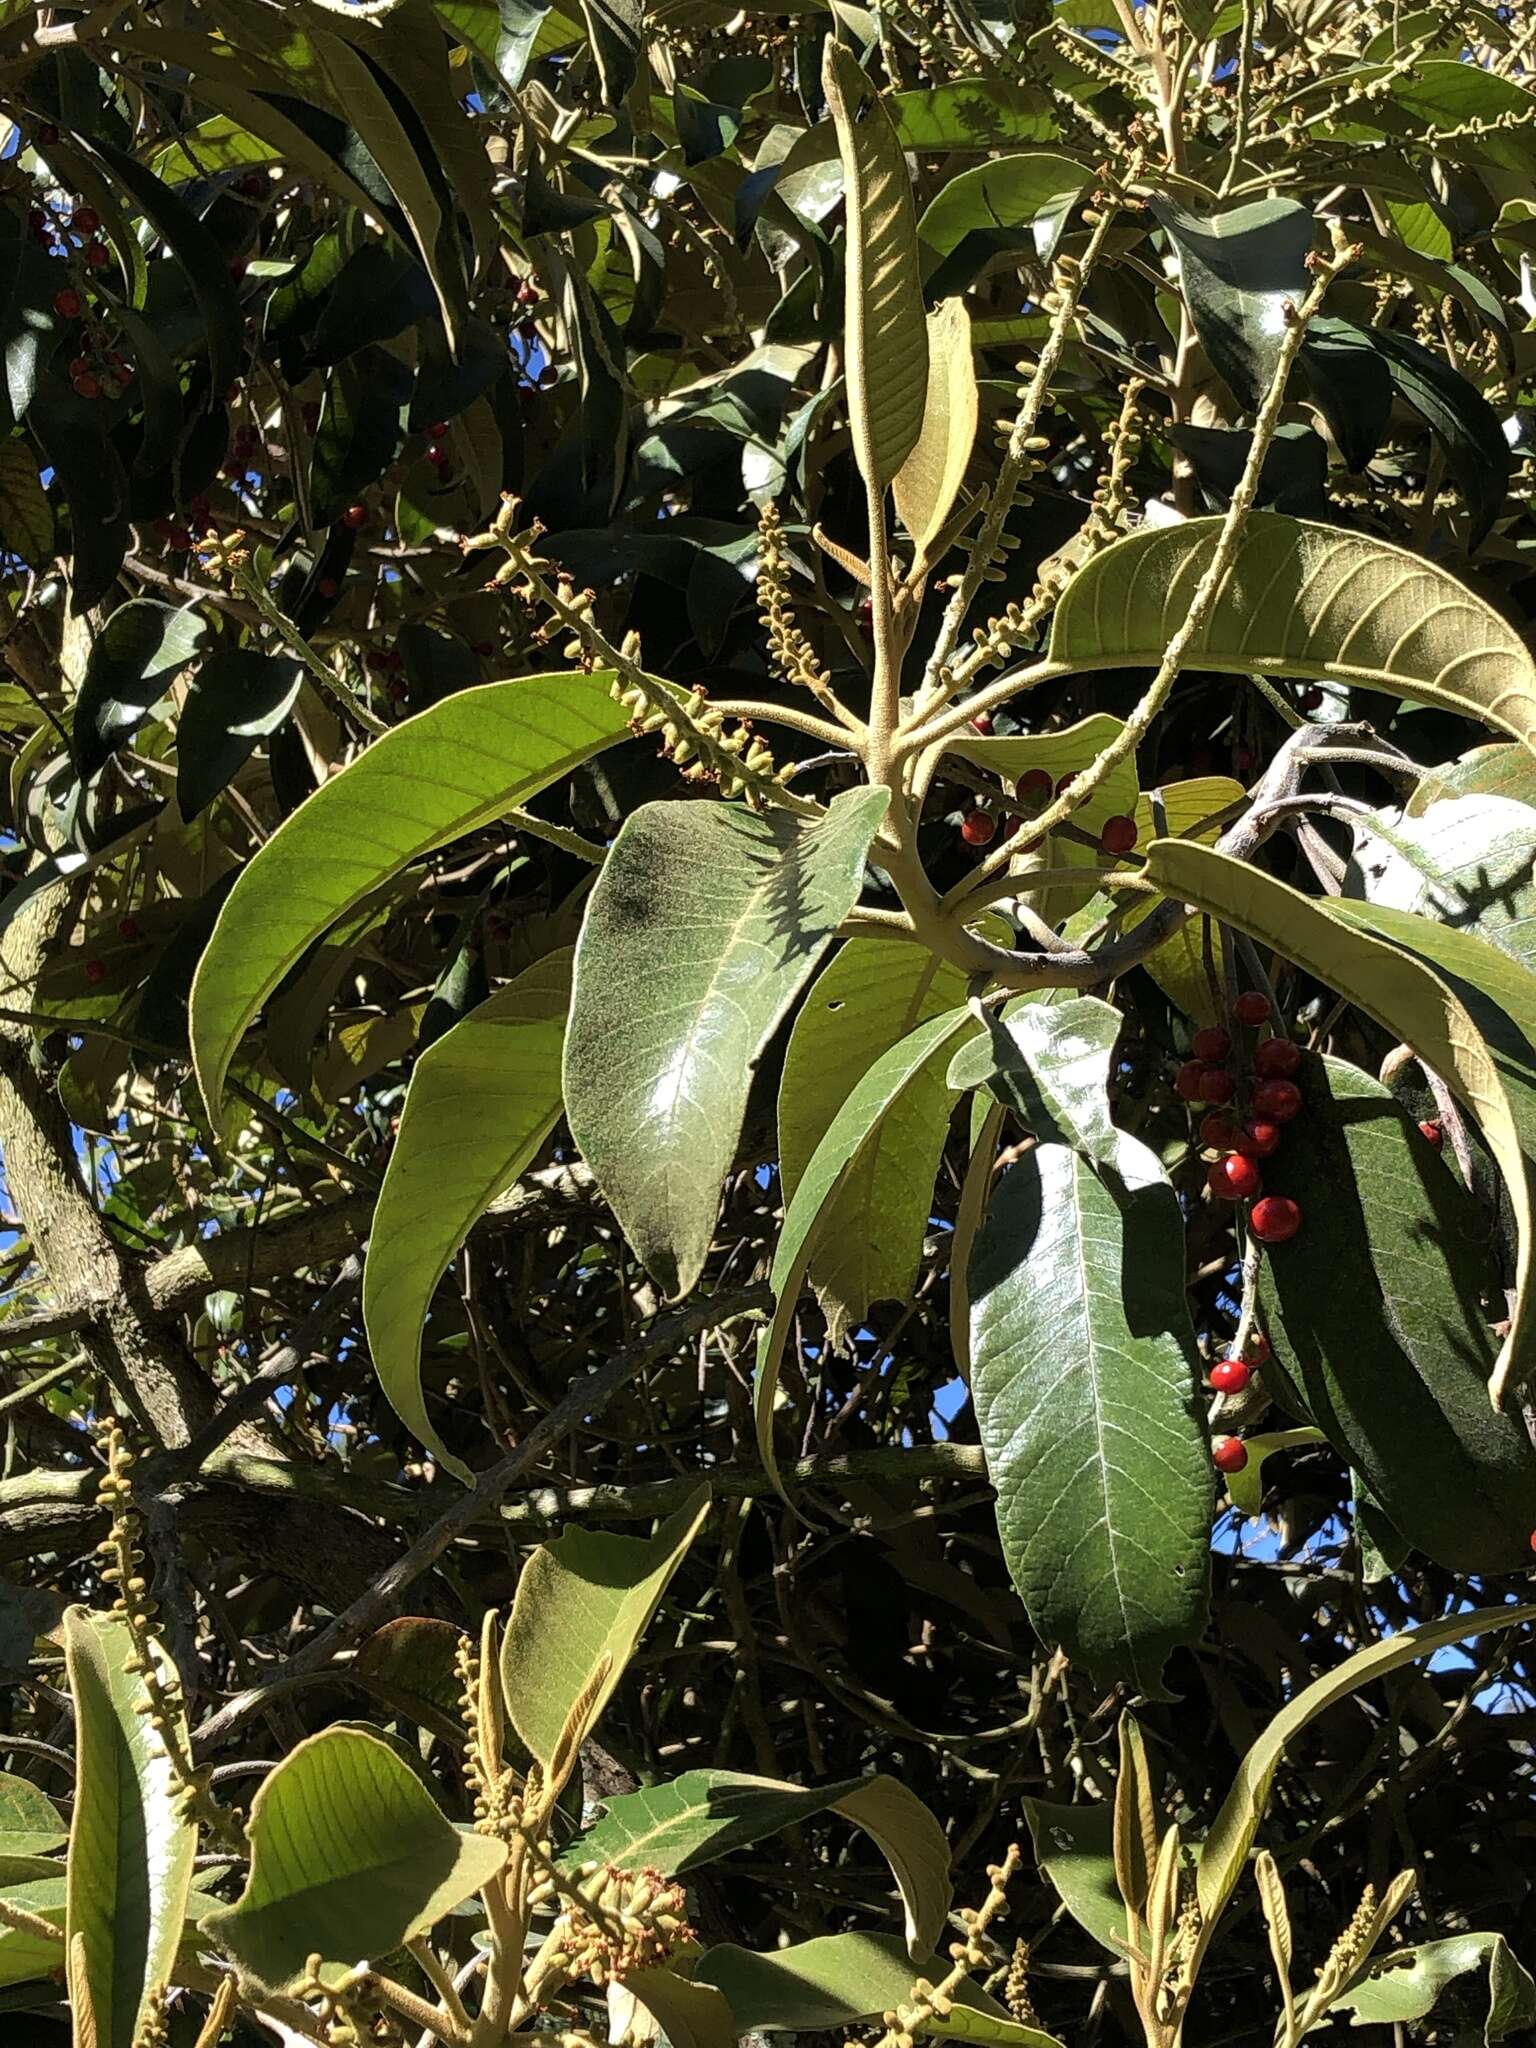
(1327, 1931), (1536, 2042)
(755, 1007), (977, 1490)
(893, 298), (977, 560)
(311, 345), (412, 527)
(189, 670), (626, 1119)
(0, 433), (53, 562)
(564, 786), (889, 1299)
(363, 951), (570, 1484)
(578, 0), (643, 105)
(63, 1608), (197, 2048)
(73, 600), (209, 784)
(563, 1769), (950, 1956)
(0, 239), (66, 424)
(968, 1131), (1211, 1695)
(1151, 196), (1316, 412)
(947, 996), (1122, 1169)
(1197, 1602), (1536, 1924)
(29, 386), (130, 611)
(1345, 793), (1536, 973)
(499, 1491), (710, 1777)
(1021, 1801), (1122, 1955)
(1049, 514), (1536, 746)
(1358, 318), (1510, 543)
(176, 649), (305, 820)
(823, 41), (929, 488)
(698, 1931), (1063, 2046)
(201, 1725), (506, 1992)
(626, 1968), (738, 2048)
(1168, 421), (1328, 516)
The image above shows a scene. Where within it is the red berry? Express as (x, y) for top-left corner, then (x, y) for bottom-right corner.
(1250, 1195), (1302, 1244)
(83, 240), (109, 269)
(316, 577), (339, 599)
(969, 713), (993, 735)
(1419, 1120), (1444, 1148)
(1299, 686), (1323, 711)
(1099, 814), (1138, 855)
(1199, 1067), (1235, 1104)
(68, 355), (90, 378)
(71, 372), (99, 398)
(114, 364), (133, 387)
(1176, 1060), (1212, 1101)
(1199, 1113), (1239, 1150)
(53, 286), (82, 318)
(427, 420), (449, 438)
(1208, 1153), (1262, 1201)
(1254, 1036), (1301, 1078)
(1016, 768), (1053, 802)
(72, 204), (101, 234)
(1245, 1332), (1272, 1366)
(1529, 1528), (1536, 1554)
(1252, 1078), (1302, 1123)
(961, 809), (997, 847)
(386, 678), (408, 702)
(1212, 1436), (1249, 1474)
(84, 958), (106, 985)
(1236, 1120), (1282, 1159)
(857, 596), (874, 631)
(342, 503), (368, 530)
(1233, 990), (1271, 1027)
(165, 524), (192, 550)
(517, 279), (539, 304)
(1192, 1025), (1232, 1063)
(426, 445), (452, 472)
(117, 915), (140, 940)
(1210, 1358), (1252, 1394)
(239, 170), (268, 198)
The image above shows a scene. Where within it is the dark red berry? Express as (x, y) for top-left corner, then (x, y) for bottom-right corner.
(969, 712), (993, 735)
(1199, 1113), (1239, 1151)
(1419, 1120), (1444, 1148)
(68, 355), (90, 378)
(1192, 1025), (1232, 1063)
(1254, 1036), (1301, 1078)
(1199, 1067), (1235, 1104)
(342, 503), (368, 530)
(83, 240), (109, 269)
(302, 402), (321, 431)
(1252, 1078), (1302, 1123)
(516, 279), (539, 305)
(117, 915), (140, 940)
(961, 809), (997, 847)
(53, 287), (82, 318)
(1529, 1528), (1536, 1554)
(426, 445), (452, 472)
(1299, 685), (1323, 711)
(1213, 1436), (1248, 1474)
(165, 524), (191, 550)
(316, 577), (339, 599)
(84, 958), (106, 985)
(1236, 1120), (1282, 1159)
(1176, 1060), (1212, 1102)
(72, 205), (100, 235)
(427, 420), (449, 438)
(1210, 1358), (1251, 1395)
(1250, 1195), (1302, 1244)
(114, 364), (133, 387)
(1233, 990), (1271, 1027)
(1016, 768), (1053, 802)
(1208, 1153), (1262, 1202)
(1099, 814), (1138, 855)
(70, 372), (99, 398)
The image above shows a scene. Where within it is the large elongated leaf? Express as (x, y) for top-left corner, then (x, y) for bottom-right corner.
(176, 649), (305, 821)
(1359, 319), (1510, 543)
(1346, 794), (1536, 973)
(190, 670), (625, 1120)
(1021, 1801), (1122, 1954)
(1047, 514), (1536, 747)
(499, 1491), (710, 1776)
(564, 786), (889, 1299)
(627, 1968), (738, 2048)
(948, 996), (1122, 1169)
(699, 1931), (1063, 2047)
(823, 41), (928, 488)
(1197, 1603), (1536, 1923)
(1152, 196), (1316, 412)
(968, 1132), (1211, 1695)
(364, 951), (570, 1484)
(0, 1775), (66, 1857)
(1326, 1931), (1536, 2042)
(74, 599), (209, 783)
(1262, 1057), (1536, 1570)
(63, 1608), (197, 2048)
(893, 298), (977, 558)
(201, 1725), (506, 1992)
(916, 152), (1087, 300)
(1143, 838), (1536, 1406)
(755, 1007), (977, 1491)
(563, 1769), (949, 1957)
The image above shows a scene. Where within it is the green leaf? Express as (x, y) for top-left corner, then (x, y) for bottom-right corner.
(189, 670), (626, 1120)
(63, 1607), (197, 2048)
(755, 1007), (976, 1490)
(1223, 1429), (1326, 1517)
(1152, 195), (1315, 410)
(0, 1774), (66, 1856)
(968, 1131), (1211, 1694)
(565, 1770), (949, 1957)
(363, 950), (570, 1484)
(1326, 1931), (1535, 2041)
(311, 345), (411, 527)
(29, 386), (129, 612)
(0, 238), (67, 423)
(1346, 792), (1536, 972)
(824, 41), (929, 488)
(1197, 1602), (1536, 1925)
(1144, 839), (1536, 1411)
(627, 1968), (739, 2048)
(176, 649), (304, 821)
(893, 298), (977, 560)
(499, 1491), (710, 1776)
(1048, 514), (1536, 747)
(948, 995), (1122, 1169)
(201, 1725), (506, 1993)
(564, 786), (889, 1299)
(0, 434), (52, 562)
(74, 599), (209, 783)
(1360, 319), (1510, 543)
(699, 1931), (1063, 2046)
(1021, 1801), (1123, 1955)
(0, 1877), (65, 1987)
(916, 151), (1087, 262)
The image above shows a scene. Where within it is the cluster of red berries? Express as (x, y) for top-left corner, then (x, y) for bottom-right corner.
(959, 767), (1139, 859)
(423, 420), (454, 480)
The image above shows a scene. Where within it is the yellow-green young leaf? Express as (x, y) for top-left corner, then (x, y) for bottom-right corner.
(627, 1968), (739, 2048)
(0, 436), (52, 562)
(699, 1931), (1063, 2047)
(1222, 1430), (1326, 1517)
(63, 1609), (197, 2048)
(201, 1725), (507, 1993)
(363, 951), (570, 1484)
(499, 1490), (710, 1775)
(0, 1877), (65, 1987)
(1197, 1603), (1536, 1925)
(778, 941), (973, 1344)
(564, 787), (889, 1300)
(190, 671), (623, 1121)
(1142, 838), (1536, 1414)
(823, 40), (929, 489)
(0, 1773), (66, 1856)
(893, 298), (977, 558)
(1048, 514), (1536, 748)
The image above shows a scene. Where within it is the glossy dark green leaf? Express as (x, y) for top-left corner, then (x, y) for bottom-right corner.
(311, 345), (412, 527)
(916, 152), (1086, 300)
(1168, 421), (1327, 516)
(948, 995), (1122, 1169)
(75, 599), (209, 783)
(1151, 196), (1315, 412)
(1021, 1800), (1122, 1954)
(0, 239), (64, 425)
(565, 786), (889, 1298)
(176, 649), (304, 820)
(202, 1725), (506, 1992)
(1297, 314), (1394, 473)
(29, 386), (130, 611)
(969, 1130), (1211, 1695)
(310, 240), (436, 366)
(1263, 1057), (1536, 1571)
(0, 433), (53, 561)
(1370, 319), (1510, 542)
